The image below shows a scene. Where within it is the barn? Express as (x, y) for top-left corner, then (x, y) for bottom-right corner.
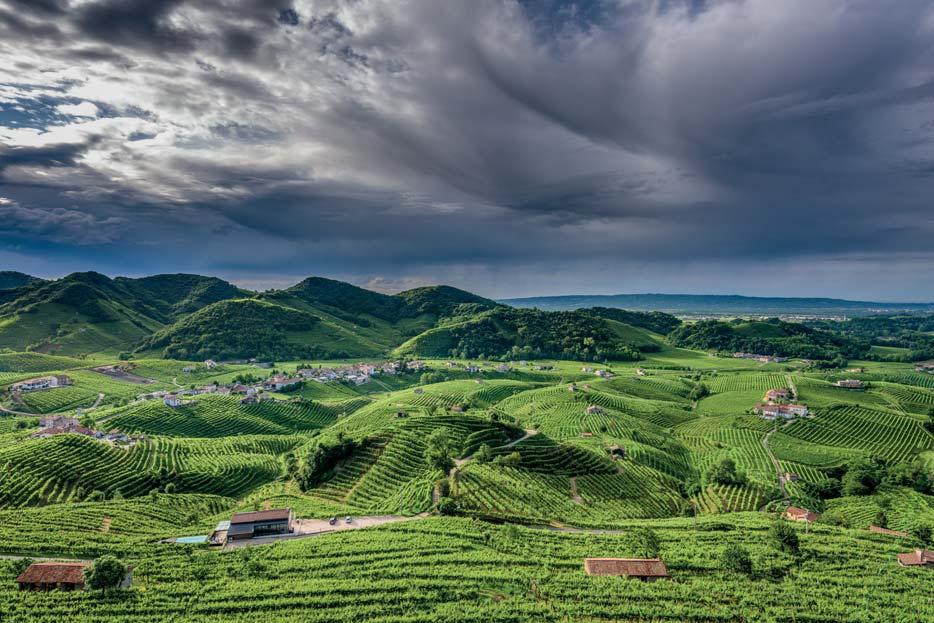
(227, 508), (294, 541)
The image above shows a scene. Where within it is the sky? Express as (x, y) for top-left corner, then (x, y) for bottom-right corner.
(1, 0), (933, 300)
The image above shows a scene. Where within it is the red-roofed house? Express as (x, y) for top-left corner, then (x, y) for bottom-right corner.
(783, 506), (820, 523)
(583, 558), (669, 581)
(896, 549), (934, 567)
(16, 562), (89, 591)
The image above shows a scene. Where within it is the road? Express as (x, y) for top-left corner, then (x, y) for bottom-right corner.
(222, 514), (426, 549)
(0, 392), (104, 417)
(761, 427), (789, 503)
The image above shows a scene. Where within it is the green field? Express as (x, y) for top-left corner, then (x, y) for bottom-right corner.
(0, 316), (932, 621)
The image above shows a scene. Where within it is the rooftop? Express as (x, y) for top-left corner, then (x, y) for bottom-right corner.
(583, 558), (669, 577)
(16, 562), (89, 585)
(230, 508), (292, 524)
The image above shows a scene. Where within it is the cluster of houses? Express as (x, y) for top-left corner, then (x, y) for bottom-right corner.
(733, 353), (788, 363)
(580, 367), (614, 378)
(754, 387), (810, 420)
(9, 375), (72, 393)
(298, 360), (425, 385)
(30, 415), (138, 445)
(835, 379), (865, 389)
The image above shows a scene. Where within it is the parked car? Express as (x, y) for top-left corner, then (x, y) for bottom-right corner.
(345, 516), (352, 524)
(328, 517), (336, 525)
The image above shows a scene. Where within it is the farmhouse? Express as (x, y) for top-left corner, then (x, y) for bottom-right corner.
(764, 388), (791, 402)
(898, 549), (934, 567)
(783, 472), (799, 482)
(264, 375), (302, 391)
(636, 368), (646, 376)
(163, 394), (183, 408)
(583, 558), (669, 581)
(607, 444), (626, 459)
(896, 549), (934, 567)
(783, 506), (820, 523)
(227, 508), (295, 541)
(835, 379), (864, 389)
(495, 364), (511, 373)
(40, 415), (79, 429)
(914, 361), (934, 373)
(32, 425), (96, 439)
(755, 403), (809, 419)
(11, 375), (72, 393)
(204, 359), (218, 369)
(869, 525), (908, 537)
(16, 562), (89, 591)
(585, 405), (604, 415)
(594, 370), (612, 378)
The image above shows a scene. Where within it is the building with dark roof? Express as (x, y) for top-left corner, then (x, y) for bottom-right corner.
(16, 562), (89, 591)
(583, 558), (670, 581)
(227, 508), (294, 541)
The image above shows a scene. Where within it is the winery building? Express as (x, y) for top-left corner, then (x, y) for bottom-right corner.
(227, 508), (294, 540)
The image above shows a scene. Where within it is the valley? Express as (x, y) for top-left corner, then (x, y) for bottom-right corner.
(0, 274), (932, 621)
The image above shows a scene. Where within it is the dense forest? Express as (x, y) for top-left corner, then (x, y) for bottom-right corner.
(807, 314), (934, 361)
(135, 299), (326, 361)
(669, 318), (869, 361)
(423, 308), (646, 361)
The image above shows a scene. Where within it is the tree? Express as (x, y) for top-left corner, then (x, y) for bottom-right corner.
(708, 458), (746, 486)
(164, 483), (177, 494)
(630, 528), (660, 558)
(425, 429), (455, 473)
(873, 508), (888, 529)
(720, 544), (753, 575)
(437, 497), (458, 516)
(769, 521), (800, 554)
(841, 458), (881, 496)
(909, 524), (932, 546)
(474, 443), (493, 463)
(84, 556), (126, 591)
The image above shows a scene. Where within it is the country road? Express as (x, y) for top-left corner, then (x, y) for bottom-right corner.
(761, 427), (789, 503)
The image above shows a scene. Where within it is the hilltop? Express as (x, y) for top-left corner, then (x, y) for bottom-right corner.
(0, 271), (42, 291)
(0, 272), (675, 362)
(502, 293), (934, 316)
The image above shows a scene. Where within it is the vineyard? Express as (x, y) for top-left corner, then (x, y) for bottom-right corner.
(0, 350), (933, 622)
(2, 514), (931, 622)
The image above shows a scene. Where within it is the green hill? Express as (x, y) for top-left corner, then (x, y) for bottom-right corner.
(0, 272), (247, 355)
(669, 318), (869, 360)
(395, 307), (649, 361)
(0, 271), (42, 290)
(135, 299), (323, 360)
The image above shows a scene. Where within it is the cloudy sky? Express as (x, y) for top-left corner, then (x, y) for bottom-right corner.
(1, 0), (933, 300)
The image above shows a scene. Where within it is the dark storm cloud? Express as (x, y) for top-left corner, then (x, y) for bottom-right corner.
(0, 141), (92, 173)
(1, 0), (933, 298)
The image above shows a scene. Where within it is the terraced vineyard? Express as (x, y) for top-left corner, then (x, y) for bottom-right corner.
(0, 349), (933, 622)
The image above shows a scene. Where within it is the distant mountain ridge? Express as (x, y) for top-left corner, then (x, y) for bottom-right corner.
(500, 293), (934, 316)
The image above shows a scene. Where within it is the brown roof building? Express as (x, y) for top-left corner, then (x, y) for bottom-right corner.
(16, 562), (89, 591)
(583, 558), (669, 581)
(897, 549), (934, 567)
(869, 525), (908, 538)
(783, 506), (820, 523)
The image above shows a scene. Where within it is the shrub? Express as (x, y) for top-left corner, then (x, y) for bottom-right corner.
(630, 528), (661, 558)
(720, 544), (753, 575)
(84, 556), (126, 591)
(769, 521), (800, 555)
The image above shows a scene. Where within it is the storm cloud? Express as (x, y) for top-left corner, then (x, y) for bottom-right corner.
(0, 0), (933, 299)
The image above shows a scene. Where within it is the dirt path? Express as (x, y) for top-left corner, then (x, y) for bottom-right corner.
(499, 429), (538, 449)
(785, 374), (798, 401)
(0, 392), (103, 417)
(569, 477), (584, 504)
(761, 426), (789, 504)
